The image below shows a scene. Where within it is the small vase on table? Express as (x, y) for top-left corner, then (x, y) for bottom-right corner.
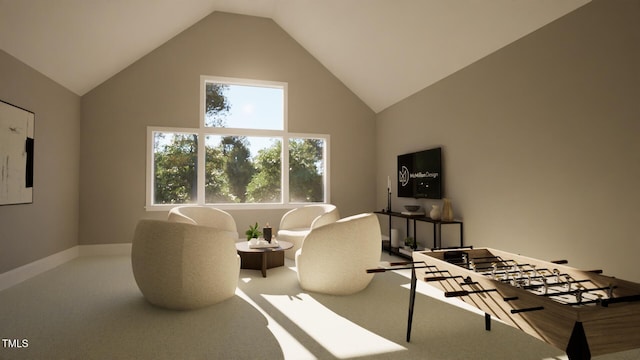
(429, 205), (441, 220)
(441, 198), (453, 221)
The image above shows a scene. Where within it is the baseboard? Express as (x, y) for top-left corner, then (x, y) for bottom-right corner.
(78, 243), (132, 256)
(0, 243), (132, 292)
(0, 246), (79, 292)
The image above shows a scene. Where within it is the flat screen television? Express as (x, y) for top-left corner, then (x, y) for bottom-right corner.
(397, 147), (442, 199)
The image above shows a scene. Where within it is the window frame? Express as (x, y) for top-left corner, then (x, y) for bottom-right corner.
(145, 76), (330, 210)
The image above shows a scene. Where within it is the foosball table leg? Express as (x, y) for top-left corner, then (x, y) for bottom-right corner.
(406, 266), (418, 342)
(485, 313), (491, 331)
(566, 321), (591, 360)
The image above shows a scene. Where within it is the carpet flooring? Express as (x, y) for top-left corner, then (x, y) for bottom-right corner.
(1, 253), (639, 359)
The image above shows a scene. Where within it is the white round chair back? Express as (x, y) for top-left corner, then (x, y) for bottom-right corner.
(277, 204), (340, 259)
(168, 206), (238, 240)
(131, 219), (240, 310)
(295, 213), (381, 295)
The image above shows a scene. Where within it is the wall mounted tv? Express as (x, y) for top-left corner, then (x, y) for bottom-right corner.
(397, 147), (442, 199)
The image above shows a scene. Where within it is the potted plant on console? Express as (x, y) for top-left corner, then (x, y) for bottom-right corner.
(399, 236), (415, 257)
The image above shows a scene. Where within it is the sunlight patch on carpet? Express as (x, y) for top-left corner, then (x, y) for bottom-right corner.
(389, 266), (488, 317)
(236, 288), (316, 360)
(263, 293), (406, 359)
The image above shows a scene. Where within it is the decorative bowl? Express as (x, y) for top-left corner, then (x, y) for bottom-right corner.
(404, 205), (421, 212)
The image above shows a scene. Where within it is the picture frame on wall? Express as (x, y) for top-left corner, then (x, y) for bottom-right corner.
(0, 100), (35, 206)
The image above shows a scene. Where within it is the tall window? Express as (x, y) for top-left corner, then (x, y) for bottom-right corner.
(146, 76), (329, 209)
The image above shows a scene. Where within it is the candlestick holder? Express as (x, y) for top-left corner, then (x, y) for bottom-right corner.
(263, 224), (272, 243)
(386, 189), (392, 212)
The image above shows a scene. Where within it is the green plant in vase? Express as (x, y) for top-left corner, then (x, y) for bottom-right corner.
(245, 222), (263, 241)
(404, 236), (415, 249)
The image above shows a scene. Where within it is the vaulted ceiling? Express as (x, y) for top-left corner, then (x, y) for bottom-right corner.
(0, 0), (590, 113)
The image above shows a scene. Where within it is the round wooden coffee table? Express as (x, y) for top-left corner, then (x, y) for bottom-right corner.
(235, 240), (293, 277)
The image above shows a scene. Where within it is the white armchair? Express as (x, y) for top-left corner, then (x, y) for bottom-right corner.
(295, 213), (382, 295)
(131, 219), (240, 310)
(168, 205), (238, 240)
(277, 204), (340, 259)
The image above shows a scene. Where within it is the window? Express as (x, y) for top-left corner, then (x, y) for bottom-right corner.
(146, 76), (329, 209)
(151, 130), (198, 205)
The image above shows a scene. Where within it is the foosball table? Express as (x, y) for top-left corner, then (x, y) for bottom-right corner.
(370, 247), (640, 360)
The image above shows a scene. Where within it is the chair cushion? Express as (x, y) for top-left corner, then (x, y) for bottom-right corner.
(277, 228), (310, 259)
(168, 206), (238, 235)
(277, 228), (310, 238)
(279, 205), (339, 231)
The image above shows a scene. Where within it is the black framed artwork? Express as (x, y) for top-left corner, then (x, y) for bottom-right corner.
(0, 100), (35, 205)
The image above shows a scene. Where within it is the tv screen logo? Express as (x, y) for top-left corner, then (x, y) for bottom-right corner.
(398, 166), (410, 187)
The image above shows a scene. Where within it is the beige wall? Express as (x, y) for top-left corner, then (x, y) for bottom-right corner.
(0, 50), (81, 273)
(376, 0), (640, 281)
(80, 12), (376, 245)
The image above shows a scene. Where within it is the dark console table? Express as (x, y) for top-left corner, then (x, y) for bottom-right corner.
(374, 211), (463, 258)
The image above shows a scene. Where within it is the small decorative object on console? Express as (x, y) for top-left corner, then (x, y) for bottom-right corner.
(404, 205), (420, 212)
(441, 198), (453, 221)
(402, 205), (424, 216)
(429, 205), (441, 220)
